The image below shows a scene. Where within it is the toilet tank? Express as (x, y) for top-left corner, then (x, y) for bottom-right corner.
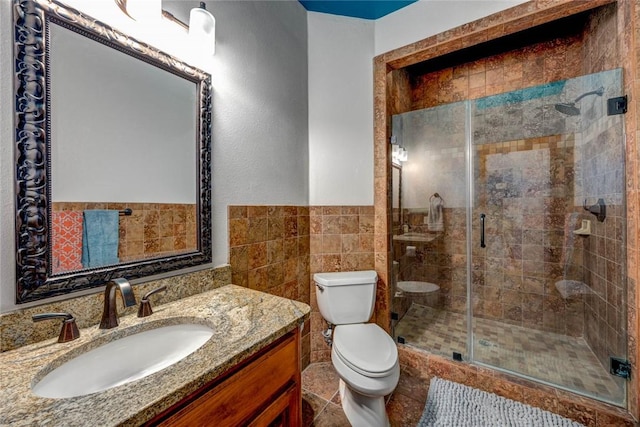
(314, 271), (377, 325)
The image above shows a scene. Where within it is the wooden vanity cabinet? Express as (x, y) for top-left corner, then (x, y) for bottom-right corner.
(147, 329), (301, 427)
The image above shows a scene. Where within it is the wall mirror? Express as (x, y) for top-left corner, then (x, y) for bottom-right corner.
(14, 0), (212, 303)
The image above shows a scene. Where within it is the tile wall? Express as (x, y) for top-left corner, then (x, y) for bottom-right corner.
(394, 208), (467, 314)
(396, 135), (594, 339)
(410, 36), (583, 110)
(309, 206), (376, 363)
(617, 0), (640, 416)
(584, 203), (627, 368)
(227, 205), (311, 367)
(580, 1), (630, 384)
(227, 205), (376, 367)
(391, 18), (616, 339)
(474, 135), (586, 336)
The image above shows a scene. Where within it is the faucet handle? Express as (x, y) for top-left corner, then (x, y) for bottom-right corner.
(137, 285), (167, 317)
(32, 312), (80, 343)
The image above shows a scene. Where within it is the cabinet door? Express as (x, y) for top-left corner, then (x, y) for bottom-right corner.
(247, 383), (299, 427)
(156, 331), (300, 427)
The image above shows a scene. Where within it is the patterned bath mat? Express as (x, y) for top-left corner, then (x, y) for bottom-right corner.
(417, 377), (585, 426)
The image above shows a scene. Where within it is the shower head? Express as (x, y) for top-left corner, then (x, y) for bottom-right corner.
(554, 86), (605, 116)
(554, 103), (581, 116)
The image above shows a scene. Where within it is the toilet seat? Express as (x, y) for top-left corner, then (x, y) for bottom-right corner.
(333, 324), (398, 378)
(397, 281), (439, 294)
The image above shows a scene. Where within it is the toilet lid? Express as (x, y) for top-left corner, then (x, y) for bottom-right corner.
(333, 324), (398, 378)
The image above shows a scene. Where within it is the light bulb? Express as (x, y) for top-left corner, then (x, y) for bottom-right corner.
(189, 3), (216, 56)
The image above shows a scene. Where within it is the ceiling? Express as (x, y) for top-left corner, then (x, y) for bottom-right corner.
(298, 0), (418, 20)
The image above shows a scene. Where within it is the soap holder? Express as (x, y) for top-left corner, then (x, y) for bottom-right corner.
(573, 219), (591, 236)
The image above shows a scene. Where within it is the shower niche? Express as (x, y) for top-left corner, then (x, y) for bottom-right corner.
(390, 67), (628, 406)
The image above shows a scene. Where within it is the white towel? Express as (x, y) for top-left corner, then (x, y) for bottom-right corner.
(428, 194), (444, 232)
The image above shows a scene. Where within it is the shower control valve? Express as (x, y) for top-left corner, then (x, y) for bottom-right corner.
(583, 198), (606, 222)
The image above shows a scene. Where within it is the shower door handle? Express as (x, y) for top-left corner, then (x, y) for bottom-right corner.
(480, 213), (486, 248)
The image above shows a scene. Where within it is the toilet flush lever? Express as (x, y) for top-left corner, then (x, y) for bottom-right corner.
(315, 283), (325, 292)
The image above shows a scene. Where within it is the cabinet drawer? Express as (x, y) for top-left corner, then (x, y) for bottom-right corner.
(157, 331), (299, 427)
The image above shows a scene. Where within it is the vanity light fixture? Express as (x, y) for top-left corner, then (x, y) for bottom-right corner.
(115, 0), (216, 56)
(397, 147), (408, 162)
(189, 2), (216, 55)
(391, 140), (408, 165)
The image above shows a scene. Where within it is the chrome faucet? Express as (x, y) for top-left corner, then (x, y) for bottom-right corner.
(99, 278), (137, 329)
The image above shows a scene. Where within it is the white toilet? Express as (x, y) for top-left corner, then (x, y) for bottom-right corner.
(314, 271), (400, 427)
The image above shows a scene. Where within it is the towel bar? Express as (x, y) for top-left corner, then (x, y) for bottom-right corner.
(119, 208), (132, 216)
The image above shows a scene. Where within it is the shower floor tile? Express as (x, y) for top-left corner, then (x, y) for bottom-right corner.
(394, 304), (624, 403)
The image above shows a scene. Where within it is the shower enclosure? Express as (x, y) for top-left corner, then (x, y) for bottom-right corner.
(391, 69), (627, 405)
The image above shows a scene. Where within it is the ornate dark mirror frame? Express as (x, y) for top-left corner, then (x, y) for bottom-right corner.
(14, 0), (212, 303)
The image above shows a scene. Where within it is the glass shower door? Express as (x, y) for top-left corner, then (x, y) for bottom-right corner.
(470, 69), (627, 404)
(391, 101), (470, 360)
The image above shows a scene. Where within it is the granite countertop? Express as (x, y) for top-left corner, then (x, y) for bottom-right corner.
(0, 285), (310, 426)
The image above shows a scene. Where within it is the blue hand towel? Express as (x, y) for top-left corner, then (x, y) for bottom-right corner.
(81, 210), (120, 268)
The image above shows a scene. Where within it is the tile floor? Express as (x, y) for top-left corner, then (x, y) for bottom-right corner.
(301, 362), (428, 426)
(394, 304), (625, 404)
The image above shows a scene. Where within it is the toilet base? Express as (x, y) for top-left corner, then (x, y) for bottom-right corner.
(339, 379), (390, 427)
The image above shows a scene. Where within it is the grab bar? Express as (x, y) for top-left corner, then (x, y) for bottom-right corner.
(480, 213), (486, 248)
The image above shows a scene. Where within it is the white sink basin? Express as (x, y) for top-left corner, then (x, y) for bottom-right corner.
(32, 323), (214, 399)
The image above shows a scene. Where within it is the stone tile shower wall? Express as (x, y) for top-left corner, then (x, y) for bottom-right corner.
(396, 135), (591, 337)
(409, 35), (583, 110)
(393, 17), (587, 336)
(579, 94), (626, 370)
(473, 135), (586, 336)
(394, 208), (467, 313)
(584, 204), (626, 369)
(579, 4), (628, 375)
(392, 9), (627, 343)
